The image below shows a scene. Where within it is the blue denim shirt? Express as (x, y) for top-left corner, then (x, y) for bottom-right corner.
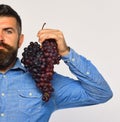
(0, 48), (113, 122)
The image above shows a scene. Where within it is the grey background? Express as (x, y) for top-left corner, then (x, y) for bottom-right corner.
(0, 0), (119, 122)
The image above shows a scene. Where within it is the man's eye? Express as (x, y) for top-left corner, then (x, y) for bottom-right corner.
(6, 30), (13, 34)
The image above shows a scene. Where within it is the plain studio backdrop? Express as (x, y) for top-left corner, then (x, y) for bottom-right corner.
(0, 0), (119, 122)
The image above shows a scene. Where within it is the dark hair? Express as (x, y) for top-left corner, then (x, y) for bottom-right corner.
(0, 4), (22, 34)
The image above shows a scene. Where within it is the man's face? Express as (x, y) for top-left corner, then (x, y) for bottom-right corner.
(0, 16), (23, 71)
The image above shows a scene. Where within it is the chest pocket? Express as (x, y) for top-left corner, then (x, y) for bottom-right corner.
(18, 89), (43, 116)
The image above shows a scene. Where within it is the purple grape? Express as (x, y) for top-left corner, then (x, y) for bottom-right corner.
(21, 39), (61, 102)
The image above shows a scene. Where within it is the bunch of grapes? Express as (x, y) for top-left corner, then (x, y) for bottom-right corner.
(21, 39), (61, 102)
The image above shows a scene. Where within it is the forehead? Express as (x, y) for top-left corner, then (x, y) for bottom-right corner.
(0, 16), (17, 29)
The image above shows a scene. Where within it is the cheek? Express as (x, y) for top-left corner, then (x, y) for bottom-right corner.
(5, 35), (18, 45)
(15, 41), (19, 49)
(11, 36), (20, 49)
(4, 33), (20, 50)
(8, 40), (19, 50)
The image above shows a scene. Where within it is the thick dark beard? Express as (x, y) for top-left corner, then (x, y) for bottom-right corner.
(0, 42), (18, 70)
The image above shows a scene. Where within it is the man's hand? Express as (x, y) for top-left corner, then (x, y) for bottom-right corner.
(37, 29), (70, 56)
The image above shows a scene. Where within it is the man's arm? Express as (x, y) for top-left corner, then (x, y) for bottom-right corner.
(51, 48), (113, 110)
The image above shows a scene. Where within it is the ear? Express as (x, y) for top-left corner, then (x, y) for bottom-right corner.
(18, 34), (24, 48)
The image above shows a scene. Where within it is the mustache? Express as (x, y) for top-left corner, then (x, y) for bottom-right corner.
(0, 41), (12, 50)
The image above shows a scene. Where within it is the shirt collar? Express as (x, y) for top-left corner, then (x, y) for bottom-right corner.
(11, 58), (26, 72)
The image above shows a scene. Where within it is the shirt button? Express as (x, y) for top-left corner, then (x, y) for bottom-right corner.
(86, 71), (90, 75)
(29, 92), (32, 96)
(65, 60), (70, 63)
(1, 93), (5, 96)
(3, 75), (6, 78)
(71, 58), (75, 62)
(1, 113), (5, 117)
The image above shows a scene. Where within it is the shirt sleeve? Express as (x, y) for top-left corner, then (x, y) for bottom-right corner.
(52, 48), (113, 110)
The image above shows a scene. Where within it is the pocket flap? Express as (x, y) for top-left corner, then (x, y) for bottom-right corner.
(18, 89), (42, 98)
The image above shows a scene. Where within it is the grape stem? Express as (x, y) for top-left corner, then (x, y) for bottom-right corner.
(42, 23), (46, 30)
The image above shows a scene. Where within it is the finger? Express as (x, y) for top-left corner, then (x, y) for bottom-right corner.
(40, 34), (58, 43)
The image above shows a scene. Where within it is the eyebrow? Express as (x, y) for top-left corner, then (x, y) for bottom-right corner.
(3, 27), (16, 32)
